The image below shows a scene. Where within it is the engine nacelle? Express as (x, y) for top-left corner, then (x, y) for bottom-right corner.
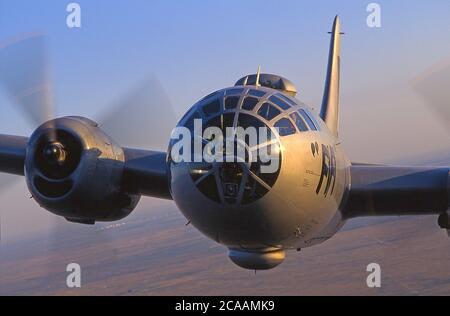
(25, 116), (140, 223)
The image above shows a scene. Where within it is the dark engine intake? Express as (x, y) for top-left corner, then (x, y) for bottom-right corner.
(25, 116), (140, 224)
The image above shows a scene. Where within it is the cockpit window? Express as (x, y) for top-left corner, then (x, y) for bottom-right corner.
(236, 112), (273, 141)
(299, 109), (317, 131)
(225, 88), (244, 96)
(205, 115), (222, 131)
(248, 89), (266, 97)
(269, 95), (291, 110)
(304, 108), (321, 130)
(185, 111), (202, 131)
(201, 91), (222, 102)
(242, 176), (269, 204)
(197, 173), (220, 203)
(274, 118), (296, 136)
(242, 96), (259, 111)
(202, 99), (221, 117)
(171, 88), (285, 206)
(237, 112), (266, 129)
(225, 96), (240, 109)
(222, 113), (235, 131)
(290, 112), (309, 132)
(258, 102), (281, 121)
(276, 93), (297, 106)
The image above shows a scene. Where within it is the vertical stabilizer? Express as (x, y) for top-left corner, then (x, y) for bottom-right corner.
(320, 16), (342, 137)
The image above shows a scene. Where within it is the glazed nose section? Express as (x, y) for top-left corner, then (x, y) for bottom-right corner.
(218, 161), (246, 204)
(186, 131), (282, 206)
(218, 138), (250, 203)
(173, 87), (286, 206)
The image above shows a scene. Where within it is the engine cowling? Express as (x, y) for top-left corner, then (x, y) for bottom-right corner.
(25, 116), (140, 223)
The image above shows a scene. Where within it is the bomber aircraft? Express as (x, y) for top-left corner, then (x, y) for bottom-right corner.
(0, 16), (448, 270)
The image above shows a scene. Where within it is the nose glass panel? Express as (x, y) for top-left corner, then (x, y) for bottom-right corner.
(170, 87), (287, 206)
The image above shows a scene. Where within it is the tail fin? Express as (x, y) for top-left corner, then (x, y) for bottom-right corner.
(320, 16), (342, 137)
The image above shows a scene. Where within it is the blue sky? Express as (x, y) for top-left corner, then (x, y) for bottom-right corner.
(0, 1), (448, 108)
(0, 0), (449, 239)
(0, 1), (449, 155)
(0, 2), (448, 104)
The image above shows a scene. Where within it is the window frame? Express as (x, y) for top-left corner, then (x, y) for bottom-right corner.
(299, 109), (318, 131)
(274, 117), (297, 137)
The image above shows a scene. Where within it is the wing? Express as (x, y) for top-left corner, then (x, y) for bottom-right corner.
(0, 134), (172, 200)
(0, 134), (27, 176)
(343, 164), (449, 219)
(122, 148), (171, 200)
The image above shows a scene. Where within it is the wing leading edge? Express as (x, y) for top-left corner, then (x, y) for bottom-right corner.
(0, 134), (172, 200)
(0, 134), (27, 176)
(122, 148), (172, 200)
(343, 164), (449, 219)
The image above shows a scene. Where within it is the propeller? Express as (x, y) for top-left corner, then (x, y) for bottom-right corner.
(99, 75), (177, 151)
(0, 33), (54, 244)
(411, 57), (450, 131)
(0, 32), (177, 257)
(0, 33), (54, 130)
(353, 59), (450, 243)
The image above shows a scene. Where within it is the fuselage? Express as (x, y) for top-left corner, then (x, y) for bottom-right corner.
(168, 83), (351, 269)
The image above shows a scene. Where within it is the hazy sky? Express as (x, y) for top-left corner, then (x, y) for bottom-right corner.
(0, 0), (449, 240)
